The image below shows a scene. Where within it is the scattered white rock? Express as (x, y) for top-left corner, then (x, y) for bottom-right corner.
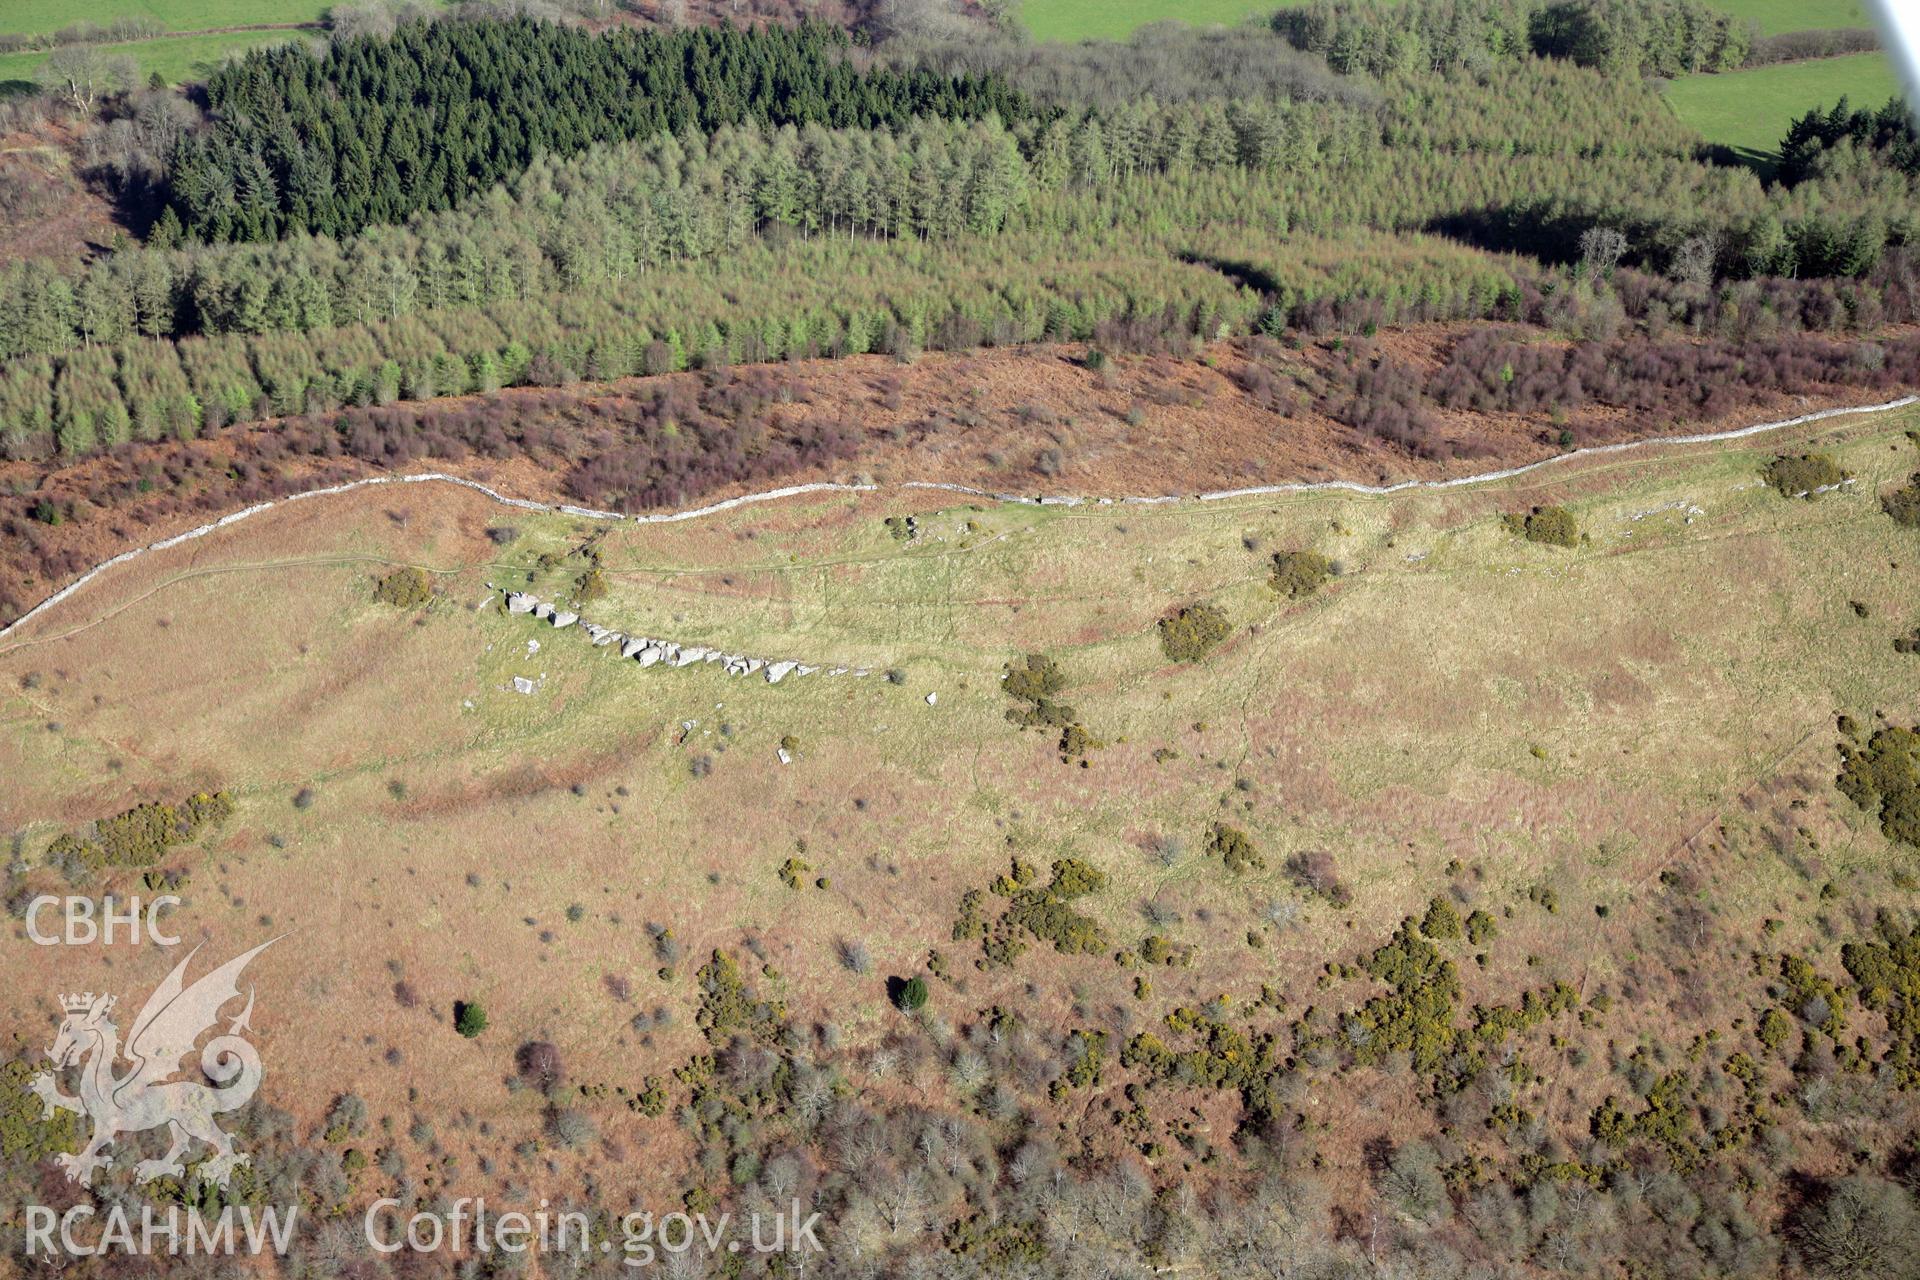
(512, 677), (536, 695)
(505, 593), (859, 688)
(926, 692), (937, 705)
(777, 747), (793, 765)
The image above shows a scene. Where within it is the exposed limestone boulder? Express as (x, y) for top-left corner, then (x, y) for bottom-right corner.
(636, 646), (665, 668)
(551, 611), (577, 628)
(534, 601), (554, 620)
(673, 647), (703, 667)
(765, 661), (797, 684)
(620, 638), (648, 659)
(506, 593), (536, 614)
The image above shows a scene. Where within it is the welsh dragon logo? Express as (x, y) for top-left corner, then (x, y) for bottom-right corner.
(28, 940), (276, 1191)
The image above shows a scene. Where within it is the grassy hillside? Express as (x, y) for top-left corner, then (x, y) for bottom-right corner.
(1716, 0), (1871, 36)
(0, 0), (327, 36)
(0, 27), (302, 88)
(1665, 50), (1901, 166)
(2, 402), (1917, 1272)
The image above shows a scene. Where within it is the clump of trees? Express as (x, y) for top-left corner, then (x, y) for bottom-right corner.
(165, 18), (1032, 243)
(1158, 602), (1231, 662)
(1274, 0), (1750, 80)
(1780, 96), (1918, 187)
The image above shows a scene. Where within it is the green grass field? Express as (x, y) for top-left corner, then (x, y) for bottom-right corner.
(1018, 0), (1275, 43)
(0, 28), (303, 89)
(1665, 50), (1900, 167)
(1716, 0), (1872, 37)
(0, 0), (327, 37)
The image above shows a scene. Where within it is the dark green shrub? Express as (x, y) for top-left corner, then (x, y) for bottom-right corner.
(1206, 823), (1264, 873)
(1883, 473), (1920, 527)
(454, 1001), (488, 1038)
(573, 566), (608, 604)
(1837, 725), (1920, 849)
(46, 790), (235, 870)
(1420, 896), (1463, 940)
(1270, 550), (1333, 599)
(895, 975), (929, 1012)
(1503, 505), (1579, 547)
(1764, 453), (1848, 499)
(1159, 602), (1232, 662)
(373, 566), (432, 607)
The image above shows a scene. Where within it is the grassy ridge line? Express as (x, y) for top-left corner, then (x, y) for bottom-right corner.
(4, 393), (1914, 647)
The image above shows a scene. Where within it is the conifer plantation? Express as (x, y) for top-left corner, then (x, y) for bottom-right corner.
(1, 2), (1915, 463)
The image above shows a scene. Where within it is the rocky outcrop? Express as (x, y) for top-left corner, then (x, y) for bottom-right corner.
(498, 589), (861, 684)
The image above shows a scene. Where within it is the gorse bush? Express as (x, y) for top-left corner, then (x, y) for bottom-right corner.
(1270, 549), (1333, 599)
(955, 857), (1109, 966)
(1764, 453), (1849, 499)
(1504, 504), (1579, 546)
(372, 566), (431, 608)
(1836, 723), (1920, 850)
(1883, 473), (1920, 528)
(1159, 602), (1232, 662)
(1206, 824), (1265, 873)
(46, 790), (235, 871)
